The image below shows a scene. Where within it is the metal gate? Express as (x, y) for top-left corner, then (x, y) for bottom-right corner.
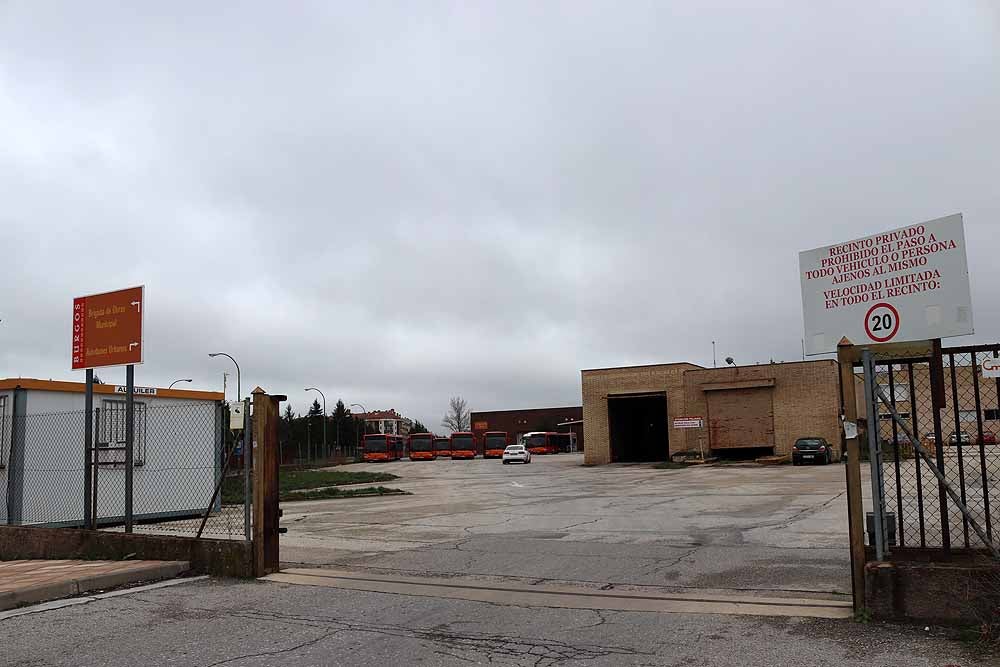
(858, 342), (1000, 559)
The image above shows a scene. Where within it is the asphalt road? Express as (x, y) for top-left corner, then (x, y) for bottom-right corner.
(281, 454), (859, 599)
(2, 577), (992, 667)
(3, 456), (993, 665)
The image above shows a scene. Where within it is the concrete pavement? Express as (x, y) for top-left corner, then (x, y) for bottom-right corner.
(281, 454), (859, 600)
(0, 559), (189, 611)
(1, 576), (990, 666)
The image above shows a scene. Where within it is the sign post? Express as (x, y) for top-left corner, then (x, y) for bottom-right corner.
(799, 214), (972, 354)
(72, 286), (144, 532)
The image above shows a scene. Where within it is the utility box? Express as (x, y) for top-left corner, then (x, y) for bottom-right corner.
(866, 511), (898, 548)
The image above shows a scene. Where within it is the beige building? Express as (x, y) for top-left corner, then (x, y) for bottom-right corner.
(582, 360), (842, 464)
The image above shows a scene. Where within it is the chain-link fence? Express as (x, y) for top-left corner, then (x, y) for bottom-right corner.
(860, 344), (1000, 555)
(3, 400), (250, 541)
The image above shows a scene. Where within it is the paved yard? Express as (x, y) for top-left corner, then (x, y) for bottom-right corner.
(281, 454), (859, 600)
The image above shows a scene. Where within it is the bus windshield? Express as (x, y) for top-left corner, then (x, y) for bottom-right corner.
(410, 436), (433, 451)
(525, 434), (547, 448)
(485, 435), (506, 448)
(365, 436), (388, 452)
(452, 435), (474, 450)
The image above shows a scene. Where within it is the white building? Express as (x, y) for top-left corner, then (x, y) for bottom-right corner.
(0, 378), (225, 527)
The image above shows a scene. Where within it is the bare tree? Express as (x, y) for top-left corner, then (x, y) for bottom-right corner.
(441, 396), (471, 432)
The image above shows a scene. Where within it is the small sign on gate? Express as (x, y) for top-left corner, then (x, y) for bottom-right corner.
(983, 357), (1000, 379)
(230, 401), (245, 431)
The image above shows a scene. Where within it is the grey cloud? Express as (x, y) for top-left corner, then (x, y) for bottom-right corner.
(2, 2), (998, 427)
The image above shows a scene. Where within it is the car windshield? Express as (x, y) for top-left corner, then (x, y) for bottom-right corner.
(796, 439), (823, 447)
(410, 437), (433, 451)
(506, 446), (523, 452)
(365, 436), (388, 452)
(486, 435), (507, 448)
(452, 435), (474, 449)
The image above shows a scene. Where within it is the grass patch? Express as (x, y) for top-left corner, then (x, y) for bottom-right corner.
(221, 469), (399, 504)
(652, 462), (690, 470)
(288, 486), (408, 501)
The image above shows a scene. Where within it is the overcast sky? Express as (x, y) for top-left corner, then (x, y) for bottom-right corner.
(2, 3), (998, 429)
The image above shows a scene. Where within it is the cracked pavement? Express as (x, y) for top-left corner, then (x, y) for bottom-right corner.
(1, 577), (991, 666)
(3, 456), (991, 665)
(281, 454), (862, 598)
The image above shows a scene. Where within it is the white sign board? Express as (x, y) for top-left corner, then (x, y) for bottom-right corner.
(983, 357), (1000, 379)
(115, 385), (156, 396)
(800, 213), (973, 355)
(673, 417), (704, 429)
(229, 401), (245, 431)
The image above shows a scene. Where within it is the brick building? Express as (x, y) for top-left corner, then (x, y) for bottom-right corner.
(582, 360), (842, 464)
(470, 406), (584, 451)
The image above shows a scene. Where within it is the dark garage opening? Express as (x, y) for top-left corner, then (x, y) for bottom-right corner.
(608, 393), (668, 462)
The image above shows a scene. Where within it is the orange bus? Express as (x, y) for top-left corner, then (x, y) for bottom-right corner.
(363, 434), (404, 462)
(408, 433), (436, 460)
(450, 432), (477, 459)
(483, 431), (510, 458)
(523, 431), (559, 455)
(433, 436), (451, 458)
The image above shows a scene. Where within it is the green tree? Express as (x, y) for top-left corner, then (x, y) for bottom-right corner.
(410, 420), (429, 434)
(308, 399), (323, 417)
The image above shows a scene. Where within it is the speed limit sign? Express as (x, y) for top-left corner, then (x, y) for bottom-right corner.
(864, 302), (900, 343)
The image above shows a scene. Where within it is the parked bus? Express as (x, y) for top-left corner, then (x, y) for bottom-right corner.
(433, 436), (451, 458)
(483, 431), (510, 458)
(450, 432), (477, 459)
(363, 433), (404, 462)
(408, 433), (436, 460)
(522, 431), (559, 455)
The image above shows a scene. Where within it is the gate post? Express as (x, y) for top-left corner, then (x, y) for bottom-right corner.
(252, 387), (285, 577)
(838, 342), (866, 612)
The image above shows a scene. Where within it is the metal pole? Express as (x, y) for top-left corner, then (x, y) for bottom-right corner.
(861, 349), (886, 560)
(84, 369), (94, 529)
(930, 339), (951, 552)
(125, 364), (134, 533)
(243, 397), (251, 542)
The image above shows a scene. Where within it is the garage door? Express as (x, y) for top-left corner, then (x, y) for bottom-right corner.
(706, 387), (774, 449)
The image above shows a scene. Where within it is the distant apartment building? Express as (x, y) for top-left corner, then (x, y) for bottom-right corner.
(356, 409), (412, 436)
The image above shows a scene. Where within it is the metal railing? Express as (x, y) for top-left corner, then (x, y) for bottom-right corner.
(3, 401), (250, 541)
(857, 343), (1000, 557)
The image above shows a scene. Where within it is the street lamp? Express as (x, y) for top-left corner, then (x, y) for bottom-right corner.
(350, 403), (368, 454)
(305, 387), (327, 461)
(208, 353), (240, 401)
(169, 378), (193, 389)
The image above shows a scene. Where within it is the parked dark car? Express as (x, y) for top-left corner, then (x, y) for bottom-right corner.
(792, 437), (833, 465)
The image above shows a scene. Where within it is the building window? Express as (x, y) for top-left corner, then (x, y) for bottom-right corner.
(877, 383), (909, 403)
(0, 395), (7, 468)
(958, 410), (978, 423)
(99, 400), (147, 466)
(985, 409), (1000, 421)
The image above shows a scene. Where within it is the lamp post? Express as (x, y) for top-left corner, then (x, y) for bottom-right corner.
(208, 353), (240, 401)
(168, 378), (193, 389)
(305, 387), (327, 462)
(350, 403), (368, 456)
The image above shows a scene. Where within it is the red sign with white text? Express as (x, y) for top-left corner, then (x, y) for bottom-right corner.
(72, 286), (145, 370)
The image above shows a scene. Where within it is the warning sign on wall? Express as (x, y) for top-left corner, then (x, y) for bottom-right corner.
(673, 416), (704, 429)
(799, 214), (973, 354)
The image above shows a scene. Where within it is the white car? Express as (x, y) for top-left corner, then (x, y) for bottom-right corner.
(502, 444), (531, 464)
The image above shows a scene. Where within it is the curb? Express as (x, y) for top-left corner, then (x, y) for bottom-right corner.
(0, 561), (189, 611)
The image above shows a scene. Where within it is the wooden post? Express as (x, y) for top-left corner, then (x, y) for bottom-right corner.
(252, 387), (285, 577)
(838, 341), (866, 613)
